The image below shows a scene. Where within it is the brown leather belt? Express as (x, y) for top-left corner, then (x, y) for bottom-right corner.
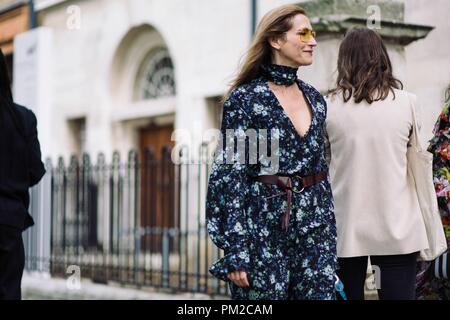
(253, 171), (328, 231)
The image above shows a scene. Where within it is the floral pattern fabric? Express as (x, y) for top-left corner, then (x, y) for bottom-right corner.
(416, 101), (450, 300)
(206, 64), (338, 300)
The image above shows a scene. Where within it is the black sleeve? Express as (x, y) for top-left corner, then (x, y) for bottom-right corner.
(206, 89), (253, 280)
(26, 110), (46, 186)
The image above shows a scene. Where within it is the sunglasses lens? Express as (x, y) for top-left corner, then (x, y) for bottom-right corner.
(299, 34), (309, 42)
(299, 30), (316, 42)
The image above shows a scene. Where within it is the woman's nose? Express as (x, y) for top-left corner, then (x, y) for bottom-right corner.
(308, 36), (317, 46)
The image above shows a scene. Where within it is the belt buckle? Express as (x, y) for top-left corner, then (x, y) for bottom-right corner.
(291, 175), (305, 193)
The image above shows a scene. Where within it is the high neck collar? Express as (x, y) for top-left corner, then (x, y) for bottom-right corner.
(261, 63), (298, 86)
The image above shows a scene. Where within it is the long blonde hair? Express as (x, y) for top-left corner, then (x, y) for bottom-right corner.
(225, 4), (307, 99)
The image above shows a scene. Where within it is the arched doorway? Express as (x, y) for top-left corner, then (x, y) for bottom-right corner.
(110, 25), (178, 253)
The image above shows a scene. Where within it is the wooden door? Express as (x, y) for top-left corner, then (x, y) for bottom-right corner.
(139, 123), (176, 252)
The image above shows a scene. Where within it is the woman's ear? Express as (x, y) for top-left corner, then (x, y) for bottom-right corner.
(268, 36), (282, 51)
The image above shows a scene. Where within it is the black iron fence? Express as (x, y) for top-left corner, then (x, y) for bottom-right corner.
(24, 144), (229, 296)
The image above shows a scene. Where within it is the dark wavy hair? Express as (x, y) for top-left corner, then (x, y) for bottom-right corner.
(330, 27), (403, 104)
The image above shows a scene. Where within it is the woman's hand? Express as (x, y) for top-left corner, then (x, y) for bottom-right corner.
(227, 270), (250, 288)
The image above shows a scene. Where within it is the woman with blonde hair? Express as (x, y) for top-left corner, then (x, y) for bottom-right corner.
(206, 4), (338, 300)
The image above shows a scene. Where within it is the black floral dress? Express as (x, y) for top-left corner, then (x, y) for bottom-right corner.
(206, 64), (338, 300)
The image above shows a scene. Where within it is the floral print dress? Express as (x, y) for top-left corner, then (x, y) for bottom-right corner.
(416, 101), (450, 300)
(206, 64), (338, 300)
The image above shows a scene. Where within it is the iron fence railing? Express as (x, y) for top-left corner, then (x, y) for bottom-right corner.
(24, 144), (228, 296)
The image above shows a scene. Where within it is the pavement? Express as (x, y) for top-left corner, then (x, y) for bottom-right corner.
(22, 272), (377, 300)
(21, 272), (226, 300)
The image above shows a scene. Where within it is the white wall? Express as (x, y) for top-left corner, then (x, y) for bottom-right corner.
(38, 0), (253, 161)
(404, 0), (450, 143)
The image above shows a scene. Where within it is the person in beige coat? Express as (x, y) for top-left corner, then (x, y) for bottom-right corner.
(325, 28), (429, 300)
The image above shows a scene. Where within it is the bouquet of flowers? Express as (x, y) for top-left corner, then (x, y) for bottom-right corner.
(428, 102), (450, 241)
(416, 101), (450, 300)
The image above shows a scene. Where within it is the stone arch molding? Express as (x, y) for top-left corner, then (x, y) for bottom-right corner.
(110, 24), (176, 104)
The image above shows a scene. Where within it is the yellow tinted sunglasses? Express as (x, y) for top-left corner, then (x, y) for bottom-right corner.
(297, 28), (317, 42)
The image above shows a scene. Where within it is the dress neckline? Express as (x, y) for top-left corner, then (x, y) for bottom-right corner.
(264, 78), (315, 141)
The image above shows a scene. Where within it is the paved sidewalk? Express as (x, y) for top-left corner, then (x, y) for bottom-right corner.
(22, 272), (226, 300)
(22, 272), (377, 300)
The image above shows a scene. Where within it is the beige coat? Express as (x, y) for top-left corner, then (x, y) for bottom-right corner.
(325, 89), (429, 258)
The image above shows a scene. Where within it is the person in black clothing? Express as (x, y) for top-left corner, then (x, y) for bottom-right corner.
(0, 49), (45, 300)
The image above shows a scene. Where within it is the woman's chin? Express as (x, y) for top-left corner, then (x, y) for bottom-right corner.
(298, 59), (313, 67)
